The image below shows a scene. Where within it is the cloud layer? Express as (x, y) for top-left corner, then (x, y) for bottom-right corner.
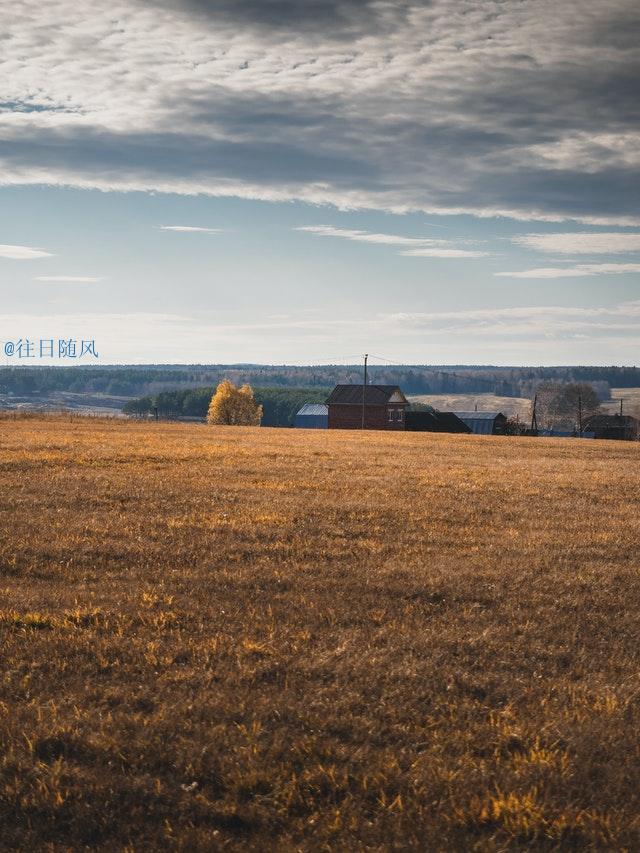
(3, 298), (639, 363)
(512, 232), (640, 254)
(386, 300), (640, 338)
(1, 0), (639, 222)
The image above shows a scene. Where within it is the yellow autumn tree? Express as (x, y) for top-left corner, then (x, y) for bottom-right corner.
(207, 380), (262, 426)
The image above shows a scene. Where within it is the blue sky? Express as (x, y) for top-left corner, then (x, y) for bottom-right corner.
(1, 0), (639, 365)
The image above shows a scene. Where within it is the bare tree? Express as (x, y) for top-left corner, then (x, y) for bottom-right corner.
(534, 383), (601, 431)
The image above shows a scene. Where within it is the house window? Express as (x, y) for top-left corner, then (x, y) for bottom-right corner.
(397, 409), (403, 422)
(388, 409), (394, 422)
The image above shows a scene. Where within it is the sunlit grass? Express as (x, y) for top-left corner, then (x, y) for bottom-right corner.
(1, 414), (639, 849)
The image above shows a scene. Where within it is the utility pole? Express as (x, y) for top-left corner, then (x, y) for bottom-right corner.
(578, 393), (583, 437)
(361, 353), (368, 430)
(531, 393), (538, 434)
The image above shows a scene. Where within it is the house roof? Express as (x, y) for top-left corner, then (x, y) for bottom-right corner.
(435, 412), (473, 433)
(583, 413), (638, 428)
(451, 411), (506, 420)
(405, 410), (471, 433)
(451, 410), (507, 435)
(326, 384), (408, 406)
(295, 404), (328, 417)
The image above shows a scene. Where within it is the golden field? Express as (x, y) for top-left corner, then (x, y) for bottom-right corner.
(1, 414), (639, 851)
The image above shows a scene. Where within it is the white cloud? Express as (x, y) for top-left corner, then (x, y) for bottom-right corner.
(401, 248), (491, 259)
(158, 225), (223, 233)
(34, 276), (102, 282)
(495, 263), (640, 278)
(512, 232), (640, 254)
(295, 225), (489, 258)
(522, 133), (640, 173)
(0, 244), (53, 260)
(295, 225), (436, 246)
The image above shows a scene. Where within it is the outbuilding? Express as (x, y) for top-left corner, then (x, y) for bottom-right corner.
(451, 411), (508, 435)
(294, 403), (328, 429)
(582, 413), (638, 441)
(405, 410), (471, 434)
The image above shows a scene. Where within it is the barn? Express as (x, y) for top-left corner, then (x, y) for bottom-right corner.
(451, 411), (508, 435)
(326, 384), (408, 430)
(405, 411), (471, 434)
(582, 413), (639, 441)
(294, 403), (328, 429)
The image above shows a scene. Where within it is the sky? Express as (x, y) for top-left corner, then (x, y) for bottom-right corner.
(1, 0), (639, 365)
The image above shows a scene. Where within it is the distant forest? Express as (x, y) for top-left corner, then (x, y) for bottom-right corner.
(1, 364), (639, 399)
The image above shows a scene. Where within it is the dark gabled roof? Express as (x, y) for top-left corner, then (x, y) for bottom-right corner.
(583, 414), (638, 428)
(326, 384), (407, 406)
(405, 411), (471, 433)
(435, 412), (473, 433)
(451, 411), (506, 421)
(451, 410), (507, 435)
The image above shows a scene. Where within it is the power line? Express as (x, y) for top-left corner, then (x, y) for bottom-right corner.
(366, 354), (511, 390)
(238, 352), (524, 394)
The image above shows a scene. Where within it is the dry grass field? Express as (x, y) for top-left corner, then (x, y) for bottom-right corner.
(1, 415), (640, 851)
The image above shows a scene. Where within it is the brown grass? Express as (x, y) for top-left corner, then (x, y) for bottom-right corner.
(1, 414), (639, 851)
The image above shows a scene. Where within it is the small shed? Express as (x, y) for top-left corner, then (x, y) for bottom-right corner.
(451, 411), (508, 435)
(582, 413), (638, 441)
(405, 411), (471, 434)
(294, 403), (328, 429)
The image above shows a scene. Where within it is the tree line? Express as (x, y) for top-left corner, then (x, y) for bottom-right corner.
(2, 364), (640, 399)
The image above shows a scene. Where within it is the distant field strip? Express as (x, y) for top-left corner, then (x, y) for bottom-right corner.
(409, 393), (532, 418)
(605, 387), (640, 415)
(1, 416), (639, 850)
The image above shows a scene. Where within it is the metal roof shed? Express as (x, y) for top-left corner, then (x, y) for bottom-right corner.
(451, 411), (508, 435)
(294, 403), (328, 429)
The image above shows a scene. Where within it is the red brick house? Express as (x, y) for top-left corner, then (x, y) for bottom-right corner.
(326, 384), (408, 430)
